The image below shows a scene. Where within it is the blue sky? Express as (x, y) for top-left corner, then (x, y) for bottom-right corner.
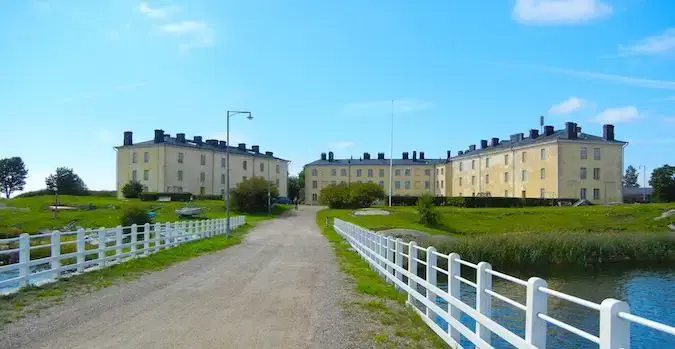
(1, 0), (674, 193)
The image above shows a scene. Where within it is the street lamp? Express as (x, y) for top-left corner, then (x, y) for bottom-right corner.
(226, 110), (253, 237)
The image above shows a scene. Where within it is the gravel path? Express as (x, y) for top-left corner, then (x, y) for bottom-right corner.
(0, 207), (364, 349)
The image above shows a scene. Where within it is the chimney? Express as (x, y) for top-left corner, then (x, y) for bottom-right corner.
(480, 140), (488, 149)
(469, 144), (476, 151)
(446, 150), (452, 159)
(529, 129), (539, 139)
(320, 152), (327, 161)
(363, 152), (371, 160)
(458, 150), (464, 155)
(565, 122), (577, 139)
(329, 151), (335, 161)
(123, 131), (133, 146)
(193, 136), (203, 144)
(176, 133), (186, 143)
(265, 151), (274, 157)
(491, 137), (499, 147)
(377, 152), (385, 160)
(402, 152), (409, 160)
(412, 151), (417, 161)
(603, 124), (615, 141)
(419, 151), (425, 160)
(153, 129), (164, 143)
(544, 125), (555, 136)
(219, 141), (226, 147)
(576, 126), (582, 135)
(252, 145), (260, 153)
(206, 139), (218, 146)
(238, 143), (246, 150)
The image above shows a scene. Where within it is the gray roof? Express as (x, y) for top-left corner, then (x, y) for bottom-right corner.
(306, 158), (446, 167)
(452, 129), (626, 159)
(117, 137), (289, 162)
(622, 187), (653, 196)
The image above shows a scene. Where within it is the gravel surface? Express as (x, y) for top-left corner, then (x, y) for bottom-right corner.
(0, 207), (365, 349)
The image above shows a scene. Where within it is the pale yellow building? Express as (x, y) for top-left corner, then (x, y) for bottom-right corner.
(115, 129), (289, 199)
(304, 122), (626, 204)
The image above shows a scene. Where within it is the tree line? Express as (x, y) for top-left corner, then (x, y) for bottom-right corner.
(0, 156), (89, 198)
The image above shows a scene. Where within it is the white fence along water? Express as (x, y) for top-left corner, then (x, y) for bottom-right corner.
(333, 218), (675, 349)
(0, 216), (245, 294)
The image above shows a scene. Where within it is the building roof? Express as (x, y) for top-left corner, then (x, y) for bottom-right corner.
(451, 129), (626, 160)
(117, 137), (289, 162)
(622, 187), (653, 196)
(306, 158), (446, 167)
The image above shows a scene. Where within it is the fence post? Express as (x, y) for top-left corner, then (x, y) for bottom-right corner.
(380, 235), (386, 273)
(76, 228), (86, 272)
(51, 231), (61, 279)
(395, 238), (403, 288)
(426, 246), (437, 319)
(154, 222), (161, 252)
(18, 233), (30, 288)
(526, 277), (548, 348)
(115, 225), (123, 261)
(167, 222), (174, 247)
(447, 253), (461, 343)
(599, 299), (630, 349)
(97, 228), (106, 267)
(130, 224), (138, 255)
(408, 241), (418, 305)
(476, 261), (492, 343)
(143, 223), (150, 254)
(386, 236), (394, 279)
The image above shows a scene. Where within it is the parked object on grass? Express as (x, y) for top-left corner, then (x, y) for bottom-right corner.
(176, 206), (205, 217)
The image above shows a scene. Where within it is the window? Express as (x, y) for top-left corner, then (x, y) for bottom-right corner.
(379, 181), (385, 187)
(580, 167), (587, 180)
(201, 154), (206, 166)
(221, 157), (225, 168)
(243, 160), (248, 170)
(540, 188), (545, 198)
(580, 188), (587, 200)
(441, 180), (444, 188)
(405, 181), (411, 189)
(312, 168), (318, 176)
(580, 147), (588, 160)
(132, 152), (138, 163)
(436, 169), (439, 175)
(144, 152), (149, 163)
(221, 188), (225, 195)
(243, 176), (247, 181)
(504, 154), (509, 165)
(522, 151), (526, 163)
(331, 169), (337, 176)
(200, 172), (206, 183)
(593, 168), (600, 180)
(221, 174), (225, 184)
(312, 193), (318, 201)
(395, 169), (401, 176)
(405, 169), (411, 176)
(471, 176), (476, 185)
(436, 181), (439, 188)
(593, 188), (600, 200)
(593, 148), (601, 160)
(441, 168), (444, 175)
(356, 169), (362, 177)
(504, 172), (509, 183)
(312, 181), (318, 189)
(424, 181), (430, 189)
(459, 177), (463, 186)
(485, 157), (490, 168)
(395, 181), (401, 189)
(368, 169), (373, 177)
(276, 179), (280, 187)
(471, 160), (475, 169)
(200, 187), (205, 195)
(132, 170), (137, 181)
(379, 169), (385, 177)
(505, 190), (509, 197)
(341, 181), (346, 185)
(143, 170), (149, 181)
(178, 170), (183, 181)
(485, 174), (490, 184)
(260, 162), (264, 172)
(424, 169), (430, 176)
(540, 168), (545, 180)
(540, 148), (546, 160)
(276, 164), (280, 174)
(459, 162), (463, 171)
(341, 169), (347, 176)
(179, 153), (184, 163)
(521, 170), (527, 181)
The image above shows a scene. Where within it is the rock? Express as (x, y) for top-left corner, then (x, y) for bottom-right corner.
(654, 209), (675, 221)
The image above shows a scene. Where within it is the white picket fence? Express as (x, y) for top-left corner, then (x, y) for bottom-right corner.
(0, 216), (245, 294)
(333, 218), (675, 349)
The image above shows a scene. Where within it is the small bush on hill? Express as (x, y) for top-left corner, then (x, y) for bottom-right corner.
(319, 182), (385, 209)
(417, 192), (440, 226)
(122, 180), (144, 198)
(121, 206), (153, 241)
(231, 176), (279, 213)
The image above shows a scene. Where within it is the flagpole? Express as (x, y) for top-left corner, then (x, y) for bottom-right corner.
(388, 100), (394, 207)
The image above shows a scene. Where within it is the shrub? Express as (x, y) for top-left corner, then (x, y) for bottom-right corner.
(139, 192), (192, 202)
(121, 206), (153, 241)
(417, 193), (440, 226)
(193, 194), (223, 200)
(319, 182), (385, 209)
(320, 183), (353, 209)
(231, 176), (279, 213)
(122, 180), (144, 198)
(389, 195), (577, 208)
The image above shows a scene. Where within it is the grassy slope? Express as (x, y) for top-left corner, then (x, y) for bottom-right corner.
(0, 206), (288, 325)
(316, 210), (449, 349)
(0, 195), (283, 235)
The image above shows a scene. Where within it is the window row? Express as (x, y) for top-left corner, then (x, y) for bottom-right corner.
(580, 147), (601, 160)
(457, 148), (548, 172)
(313, 168), (434, 177)
(580, 188), (601, 200)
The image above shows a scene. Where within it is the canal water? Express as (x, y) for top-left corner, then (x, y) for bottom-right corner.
(427, 267), (675, 348)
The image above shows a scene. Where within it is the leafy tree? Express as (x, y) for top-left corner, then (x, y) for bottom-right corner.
(122, 180), (144, 198)
(45, 167), (89, 195)
(121, 206), (153, 241)
(349, 182), (385, 208)
(231, 176), (279, 213)
(319, 182), (385, 209)
(417, 192), (440, 226)
(288, 176), (301, 201)
(623, 165), (640, 188)
(0, 157), (28, 198)
(298, 168), (306, 202)
(319, 183), (352, 209)
(649, 165), (675, 202)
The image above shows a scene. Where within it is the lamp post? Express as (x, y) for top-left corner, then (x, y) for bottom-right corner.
(226, 110), (253, 237)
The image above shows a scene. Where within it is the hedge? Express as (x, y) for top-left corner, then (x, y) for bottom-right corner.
(138, 192), (192, 202)
(388, 196), (579, 208)
(193, 194), (223, 201)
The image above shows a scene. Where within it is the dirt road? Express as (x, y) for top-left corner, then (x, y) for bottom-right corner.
(1, 207), (364, 349)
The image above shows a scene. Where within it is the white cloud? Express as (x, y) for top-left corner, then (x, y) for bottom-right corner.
(513, 0), (612, 25)
(327, 141), (355, 150)
(138, 2), (179, 20)
(341, 98), (432, 117)
(620, 28), (675, 56)
(593, 106), (641, 123)
(160, 21), (214, 51)
(549, 96), (585, 115)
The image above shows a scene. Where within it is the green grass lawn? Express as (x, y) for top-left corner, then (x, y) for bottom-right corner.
(0, 195), (285, 236)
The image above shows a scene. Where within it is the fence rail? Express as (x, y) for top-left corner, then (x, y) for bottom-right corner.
(333, 218), (675, 349)
(0, 216), (245, 294)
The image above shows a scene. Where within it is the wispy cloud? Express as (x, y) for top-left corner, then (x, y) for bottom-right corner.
(341, 98), (432, 117)
(593, 106), (642, 123)
(493, 62), (675, 90)
(548, 96), (586, 115)
(327, 141), (355, 150)
(138, 2), (180, 20)
(513, 0), (612, 25)
(160, 20), (214, 51)
(619, 28), (675, 56)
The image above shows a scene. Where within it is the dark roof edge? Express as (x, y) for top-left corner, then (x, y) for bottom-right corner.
(115, 143), (290, 162)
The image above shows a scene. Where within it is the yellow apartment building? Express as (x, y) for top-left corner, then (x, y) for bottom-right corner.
(115, 129), (289, 199)
(304, 122), (626, 204)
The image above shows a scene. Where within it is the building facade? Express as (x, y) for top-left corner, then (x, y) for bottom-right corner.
(304, 122), (626, 204)
(115, 129), (289, 199)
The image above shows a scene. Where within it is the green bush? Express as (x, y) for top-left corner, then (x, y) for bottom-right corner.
(389, 195), (578, 208)
(121, 206), (153, 241)
(122, 180), (144, 198)
(231, 177), (279, 213)
(319, 183), (353, 209)
(417, 193), (440, 226)
(139, 192), (192, 202)
(319, 182), (385, 209)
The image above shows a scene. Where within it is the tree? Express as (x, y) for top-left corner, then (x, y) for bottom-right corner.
(319, 182), (385, 209)
(0, 157), (28, 198)
(417, 192), (440, 226)
(649, 165), (675, 202)
(122, 180), (144, 198)
(231, 176), (280, 213)
(288, 176), (301, 201)
(623, 165), (640, 188)
(298, 168), (306, 202)
(45, 167), (89, 195)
